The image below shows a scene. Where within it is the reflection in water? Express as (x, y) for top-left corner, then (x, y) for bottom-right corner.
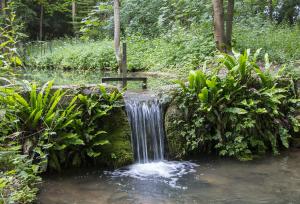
(38, 150), (300, 204)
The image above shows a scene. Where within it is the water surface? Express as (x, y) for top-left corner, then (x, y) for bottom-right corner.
(22, 69), (176, 91)
(38, 149), (300, 204)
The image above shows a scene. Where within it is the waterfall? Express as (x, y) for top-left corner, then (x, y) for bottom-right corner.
(125, 97), (165, 163)
(109, 93), (198, 189)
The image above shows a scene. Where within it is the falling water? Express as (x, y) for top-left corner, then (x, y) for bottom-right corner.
(107, 93), (198, 189)
(125, 97), (165, 163)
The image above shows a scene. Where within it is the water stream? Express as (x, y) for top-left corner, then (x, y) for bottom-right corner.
(38, 150), (300, 204)
(37, 93), (300, 203)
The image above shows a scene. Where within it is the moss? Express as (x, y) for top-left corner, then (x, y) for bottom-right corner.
(99, 106), (134, 168)
(164, 99), (186, 159)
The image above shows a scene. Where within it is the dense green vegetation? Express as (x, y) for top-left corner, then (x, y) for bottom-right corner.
(27, 24), (214, 73)
(173, 50), (299, 160)
(0, 81), (127, 202)
(234, 18), (300, 64)
(27, 19), (300, 75)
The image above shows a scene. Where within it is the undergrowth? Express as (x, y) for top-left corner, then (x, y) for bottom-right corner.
(174, 49), (300, 160)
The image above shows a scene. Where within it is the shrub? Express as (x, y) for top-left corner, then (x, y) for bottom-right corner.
(0, 81), (123, 171)
(0, 81), (123, 202)
(174, 49), (299, 160)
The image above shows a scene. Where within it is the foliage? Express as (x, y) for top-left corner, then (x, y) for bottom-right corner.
(234, 16), (300, 64)
(120, 0), (211, 37)
(0, 80), (124, 171)
(274, 0), (300, 24)
(0, 81), (82, 171)
(174, 49), (299, 160)
(27, 25), (215, 73)
(27, 39), (117, 71)
(79, 1), (113, 40)
(11, 0), (74, 40)
(0, 3), (24, 80)
(71, 85), (123, 166)
(0, 147), (41, 204)
(0, 79), (124, 201)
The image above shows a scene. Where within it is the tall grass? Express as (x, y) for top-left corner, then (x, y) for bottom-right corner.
(234, 17), (300, 64)
(26, 25), (215, 74)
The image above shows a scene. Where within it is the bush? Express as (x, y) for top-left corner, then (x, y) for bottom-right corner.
(174, 49), (299, 160)
(0, 82), (123, 172)
(0, 80), (126, 202)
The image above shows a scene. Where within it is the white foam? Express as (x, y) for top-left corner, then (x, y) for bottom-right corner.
(107, 161), (198, 189)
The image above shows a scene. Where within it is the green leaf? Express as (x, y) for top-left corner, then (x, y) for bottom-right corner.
(198, 87), (208, 103)
(93, 139), (109, 146)
(224, 107), (248, 115)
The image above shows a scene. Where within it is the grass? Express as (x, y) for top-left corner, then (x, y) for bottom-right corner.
(25, 19), (300, 78)
(234, 17), (300, 64)
(25, 25), (215, 75)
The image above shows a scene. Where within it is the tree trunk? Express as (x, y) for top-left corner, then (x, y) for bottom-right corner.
(114, 0), (121, 74)
(268, 0), (273, 20)
(72, 0), (76, 25)
(1, 0), (6, 15)
(212, 0), (226, 52)
(226, 0), (234, 49)
(39, 5), (44, 41)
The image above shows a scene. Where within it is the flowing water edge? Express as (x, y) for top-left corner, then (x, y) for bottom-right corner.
(38, 93), (300, 204)
(38, 149), (300, 204)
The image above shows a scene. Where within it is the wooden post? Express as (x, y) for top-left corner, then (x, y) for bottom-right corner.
(122, 42), (127, 88)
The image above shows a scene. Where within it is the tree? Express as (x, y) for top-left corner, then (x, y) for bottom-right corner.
(212, 0), (235, 52)
(212, 0), (225, 51)
(114, 0), (121, 73)
(226, 0), (234, 49)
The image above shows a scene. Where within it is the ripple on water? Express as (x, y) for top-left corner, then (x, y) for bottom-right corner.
(106, 161), (198, 189)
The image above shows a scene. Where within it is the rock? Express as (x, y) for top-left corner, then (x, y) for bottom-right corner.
(291, 138), (300, 148)
(164, 98), (185, 159)
(99, 106), (134, 168)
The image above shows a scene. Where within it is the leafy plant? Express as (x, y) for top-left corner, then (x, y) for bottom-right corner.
(0, 146), (41, 204)
(0, 3), (24, 81)
(0, 80), (83, 171)
(174, 49), (299, 160)
(72, 85), (123, 166)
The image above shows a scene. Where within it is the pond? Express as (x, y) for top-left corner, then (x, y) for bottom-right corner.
(38, 149), (300, 204)
(22, 69), (178, 91)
